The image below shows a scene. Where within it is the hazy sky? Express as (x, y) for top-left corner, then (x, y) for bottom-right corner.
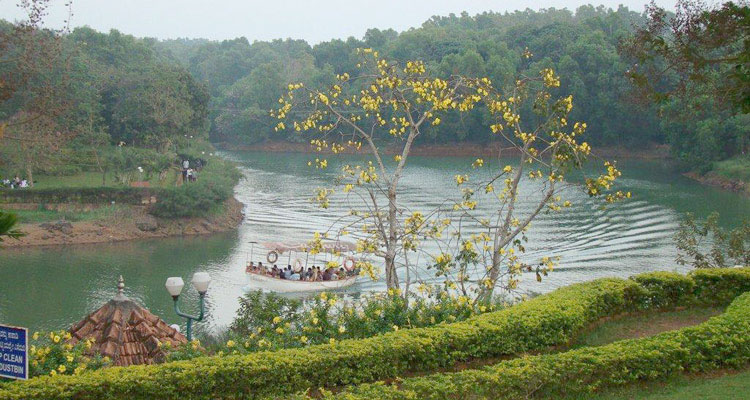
(0, 0), (673, 43)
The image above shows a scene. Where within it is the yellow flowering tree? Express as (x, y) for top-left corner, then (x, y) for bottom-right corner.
(272, 49), (490, 289)
(430, 64), (629, 302)
(274, 49), (626, 299)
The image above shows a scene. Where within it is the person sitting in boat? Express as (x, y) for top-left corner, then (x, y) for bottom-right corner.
(322, 268), (331, 281)
(288, 266), (300, 280)
(246, 261), (255, 273)
(328, 268), (338, 281)
(304, 267), (313, 281)
(272, 265), (281, 278)
(257, 262), (265, 275)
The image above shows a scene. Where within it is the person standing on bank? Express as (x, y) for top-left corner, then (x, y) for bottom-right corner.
(182, 159), (189, 183)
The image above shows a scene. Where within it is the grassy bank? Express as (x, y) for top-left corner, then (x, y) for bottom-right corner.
(713, 156), (750, 183)
(570, 368), (750, 399)
(9, 204), (133, 224)
(6, 170), (179, 190)
(570, 307), (723, 349)
(1, 156), (240, 221)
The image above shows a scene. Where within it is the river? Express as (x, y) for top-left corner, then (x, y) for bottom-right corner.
(1, 150), (748, 336)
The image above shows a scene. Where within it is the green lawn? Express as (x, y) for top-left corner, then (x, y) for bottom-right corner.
(560, 307), (750, 399)
(9, 204), (132, 223)
(2, 170), (179, 189)
(570, 307), (723, 349)
(713, 156), (750, 183)
(565, 368), (750, 399)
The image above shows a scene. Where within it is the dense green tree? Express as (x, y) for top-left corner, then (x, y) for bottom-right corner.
(621, 0), (749, 167)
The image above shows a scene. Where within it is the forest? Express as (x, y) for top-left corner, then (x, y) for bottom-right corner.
(1, 5), (747, 177)
(153, 5), (746, 170)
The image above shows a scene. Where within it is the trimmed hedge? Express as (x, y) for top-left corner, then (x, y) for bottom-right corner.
(319, 284), (750, 400)
(1, 268), (749, 399)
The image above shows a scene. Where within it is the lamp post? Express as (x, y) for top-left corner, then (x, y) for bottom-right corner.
(164, 272), (211, 341)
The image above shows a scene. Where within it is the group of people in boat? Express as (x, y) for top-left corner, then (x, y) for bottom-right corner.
(246, 261), (356, 281)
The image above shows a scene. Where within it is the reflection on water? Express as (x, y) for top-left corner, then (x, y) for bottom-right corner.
(1, 151), (749, 335)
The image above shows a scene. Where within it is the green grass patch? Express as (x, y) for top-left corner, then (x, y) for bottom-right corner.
(566, 368), (750, 399)
(570, 307), (723, 349)
(11, 170), (179, 189)
(8, 205), (132, 224)
(713, 156), (750, 182)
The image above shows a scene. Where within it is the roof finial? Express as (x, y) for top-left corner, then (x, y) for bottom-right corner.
(115, 275), (126, 300)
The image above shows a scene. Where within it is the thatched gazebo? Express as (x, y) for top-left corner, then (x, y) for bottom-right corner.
(69, 276), (187, 366)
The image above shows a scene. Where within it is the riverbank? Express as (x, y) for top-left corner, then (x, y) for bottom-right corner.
(215, 140), (671, 159)
(0, 197), (244, 248)
(684, 171), (750, 197)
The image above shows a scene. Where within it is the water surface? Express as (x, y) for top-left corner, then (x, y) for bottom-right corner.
(1, 151), (748, 335)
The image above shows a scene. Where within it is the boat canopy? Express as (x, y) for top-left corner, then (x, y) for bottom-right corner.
(261, 240), (357, 254)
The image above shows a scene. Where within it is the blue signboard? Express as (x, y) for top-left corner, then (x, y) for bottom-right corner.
(0, 324), (28, 380)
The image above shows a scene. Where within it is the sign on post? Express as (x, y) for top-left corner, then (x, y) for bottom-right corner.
(0, 324), (28, 380)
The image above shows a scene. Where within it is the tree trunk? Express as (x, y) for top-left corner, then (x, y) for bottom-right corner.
(25, 166), (33, 188)
(385, 187), (400, 289)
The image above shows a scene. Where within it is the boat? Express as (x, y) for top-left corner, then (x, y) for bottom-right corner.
(246, 272), (357, 293)
(244, 240), (359, 293)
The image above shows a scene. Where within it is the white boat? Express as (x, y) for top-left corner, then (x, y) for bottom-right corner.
(244, 240), (360, 293)
(246, 272), (357, 293)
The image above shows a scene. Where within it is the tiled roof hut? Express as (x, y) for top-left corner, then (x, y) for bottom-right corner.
(69, 276), (187, 366)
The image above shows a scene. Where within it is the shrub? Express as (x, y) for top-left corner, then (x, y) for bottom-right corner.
(691, 267), (750, 305)
(149, 158), (240, 218)
(675, 212), (750, 269)
(318, 291), (750, 400)
(106, 147), (173, 181)
(188, 289), (496, 357)
(26, 330), (110, 378)
(0, 278), (644, 399)
(631, 271), (695, 309)
(2, 269), (749, 400)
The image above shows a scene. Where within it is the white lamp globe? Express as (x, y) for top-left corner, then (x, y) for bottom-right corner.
(191, 272), (211, 294)
(165, 277), (184, 297)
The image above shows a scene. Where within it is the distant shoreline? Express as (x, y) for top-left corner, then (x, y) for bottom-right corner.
(1, 197), (244, 249)
(216, 140), (671, 160)
(684, 171), (749, 197)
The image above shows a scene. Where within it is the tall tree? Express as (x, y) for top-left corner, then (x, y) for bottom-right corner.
(274, 50), (626, 297)
(621, 0), (750, 113)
